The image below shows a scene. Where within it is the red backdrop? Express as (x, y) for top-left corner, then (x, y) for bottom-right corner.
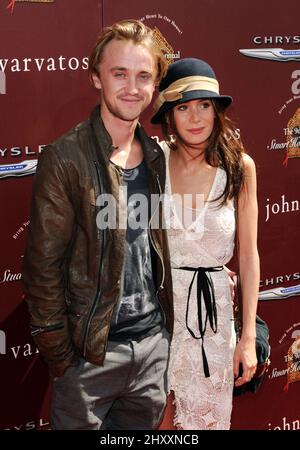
(0, 0), (299, 430)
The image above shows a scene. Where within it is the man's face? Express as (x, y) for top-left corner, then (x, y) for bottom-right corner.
(93, 39), (157, 123)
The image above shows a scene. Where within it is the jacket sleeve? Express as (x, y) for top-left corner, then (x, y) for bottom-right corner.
(22, 145), (78, 377)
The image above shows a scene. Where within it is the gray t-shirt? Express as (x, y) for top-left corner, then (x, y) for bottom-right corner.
(108, 160), (163, 340)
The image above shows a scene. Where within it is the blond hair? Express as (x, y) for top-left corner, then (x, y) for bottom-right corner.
(88, 19), (167, 85)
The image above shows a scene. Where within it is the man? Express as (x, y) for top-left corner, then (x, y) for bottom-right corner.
(22, 19), (173, 430)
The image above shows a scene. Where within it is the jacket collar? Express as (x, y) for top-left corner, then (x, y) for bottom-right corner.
(90, 105), (161, 164)
(90, 105), (113, 161)
(135, 122), (161, 165)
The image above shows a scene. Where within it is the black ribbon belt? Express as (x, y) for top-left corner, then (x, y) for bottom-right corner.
(177, 266), (224, 378)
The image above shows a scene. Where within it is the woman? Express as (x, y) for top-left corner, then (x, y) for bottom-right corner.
(151, 58), (259, 430)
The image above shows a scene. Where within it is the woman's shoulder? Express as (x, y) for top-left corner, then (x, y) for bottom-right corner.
(241, 152), (256, 171)
(241, 153), (257, 181)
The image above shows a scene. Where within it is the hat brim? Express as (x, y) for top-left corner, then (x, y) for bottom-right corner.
(151, 90), (232, 124)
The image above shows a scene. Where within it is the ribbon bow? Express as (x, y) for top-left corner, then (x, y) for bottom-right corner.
(154, 75), (219, 113)
(178, 265), (223, 377)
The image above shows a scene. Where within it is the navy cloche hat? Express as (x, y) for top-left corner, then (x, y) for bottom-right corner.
(151, 58), (232, 124)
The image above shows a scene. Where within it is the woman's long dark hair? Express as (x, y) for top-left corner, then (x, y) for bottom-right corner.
(161, 99), (245, 206)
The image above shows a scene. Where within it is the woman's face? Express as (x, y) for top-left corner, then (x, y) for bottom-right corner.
(172, 98), (215, 148)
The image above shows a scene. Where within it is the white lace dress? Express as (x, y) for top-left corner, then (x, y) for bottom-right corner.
(161, 142), (236, 430)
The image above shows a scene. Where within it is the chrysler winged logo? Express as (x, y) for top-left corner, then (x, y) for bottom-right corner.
(259, 283), (300, 301)
(0, 160), (37, 179)
(239, 48), (300, 62)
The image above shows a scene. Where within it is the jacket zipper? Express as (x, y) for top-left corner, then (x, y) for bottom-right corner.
(30, 323), (64, 337)
(82, 161), (106, 357)
(149, 173), (165, 291)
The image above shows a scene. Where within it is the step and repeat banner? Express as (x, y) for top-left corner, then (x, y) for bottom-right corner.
(0, 0), (299, 430)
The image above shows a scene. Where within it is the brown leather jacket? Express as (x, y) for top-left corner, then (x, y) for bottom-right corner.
(22, 105), (173, 377)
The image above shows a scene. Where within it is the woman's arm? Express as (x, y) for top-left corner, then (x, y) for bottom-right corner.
(233, 153), (260, 387)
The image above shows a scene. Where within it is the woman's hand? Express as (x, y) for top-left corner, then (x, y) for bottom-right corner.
(233, 336), (257, 387)
(224, 266), (236, 300)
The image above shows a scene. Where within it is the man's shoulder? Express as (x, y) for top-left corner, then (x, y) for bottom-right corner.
(137, 123), (165, 157)
(40, 117), (93, 167)
(51, 116), (91, 151)
(36, 117), (93, 179)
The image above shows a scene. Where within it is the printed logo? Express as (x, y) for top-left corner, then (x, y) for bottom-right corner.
(140, 13), (183, 63)
(8, 341), (39, 359)
(0, 159), (37, 179)
(269, 321), (300, 391)
(263, 70), (300, 166)
(240, 36), (300, 62)
(152, 27), (179, 63)
(239, 48), (300, 62)
(259, 272), (300, 289)
(268, 416), (300, 430)
(284, 329), (300, 392)
(0, 268), (22, 284)
(0, 145), (45, 159)
(265, 194), (299, 222)
(3, 418), (50, 430)
(239, 43), (300, 167)
(0, 329), (39, 360)
(253, 36), (300, 45)
(12, 222), (30, 240)
(283, 108), (300, 166)
(0, 56), (88, 74)
(259, 283), (300, 301)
